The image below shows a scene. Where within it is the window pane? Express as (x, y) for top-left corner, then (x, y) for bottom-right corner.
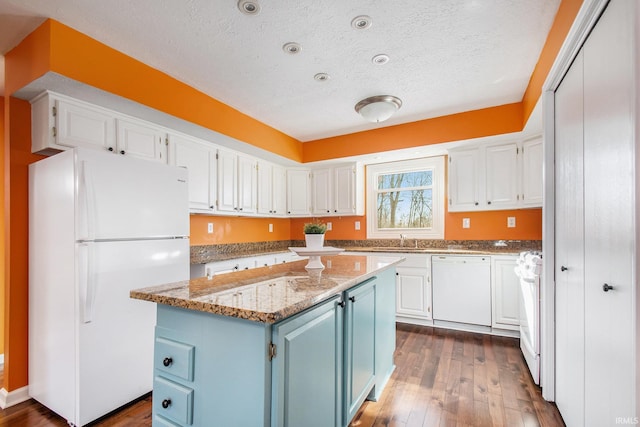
(376, 189), (433, 229)
(377, 171), (433, 190)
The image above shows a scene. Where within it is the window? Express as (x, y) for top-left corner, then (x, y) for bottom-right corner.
(366, 157), (445, 239)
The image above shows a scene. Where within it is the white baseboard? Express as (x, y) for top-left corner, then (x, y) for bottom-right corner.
(0, 386), (31, 409)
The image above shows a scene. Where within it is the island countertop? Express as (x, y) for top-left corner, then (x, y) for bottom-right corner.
(131, 254), (403, 324)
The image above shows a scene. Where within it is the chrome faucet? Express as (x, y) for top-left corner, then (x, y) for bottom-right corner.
(400, 234), (407, 247)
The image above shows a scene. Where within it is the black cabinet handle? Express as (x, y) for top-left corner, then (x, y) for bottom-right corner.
(396, 272), (399, 276)
(561, 266), (568, 272)
(474, 202), (479, 206)
(487, 201), (492, 205)
(349, 296), (356, 303)
(162, 399), (171, 409)
(120, 150), (125, 155)
(338, 300), (346, 308)
(107, 147), (114, 152)
(163, 357), (173, 367)
(603, 283), (614, 292)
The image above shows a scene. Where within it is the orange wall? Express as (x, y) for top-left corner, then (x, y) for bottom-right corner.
(445, 209), (542, 240)
(190, 216), (291, 245)
(522, 0), (584, 124)
(0, 97), (5, 358)
(4, 98), (45, 390)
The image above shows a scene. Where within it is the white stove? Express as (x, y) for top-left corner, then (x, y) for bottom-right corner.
(515, 251), (542, 385)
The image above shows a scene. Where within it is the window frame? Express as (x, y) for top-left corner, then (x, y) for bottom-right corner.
(366, 156), (445, 239)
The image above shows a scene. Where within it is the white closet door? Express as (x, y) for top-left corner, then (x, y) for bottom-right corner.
(554, 48), (585, 427)
(583, 1), (635, 424)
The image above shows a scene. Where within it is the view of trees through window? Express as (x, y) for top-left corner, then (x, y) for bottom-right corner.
(376, 170), (433, 229)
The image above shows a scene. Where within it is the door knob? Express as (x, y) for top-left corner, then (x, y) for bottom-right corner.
(561, 266), (568, 272)
(603, 283), (614, 292)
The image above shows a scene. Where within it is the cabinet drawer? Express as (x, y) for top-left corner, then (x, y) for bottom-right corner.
(155, 337), (195, 381)
(154, 376), (194, 425)
(154, 415), (182, 427)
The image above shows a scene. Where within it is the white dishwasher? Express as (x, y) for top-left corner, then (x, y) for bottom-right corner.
(432, 255), (492, 326)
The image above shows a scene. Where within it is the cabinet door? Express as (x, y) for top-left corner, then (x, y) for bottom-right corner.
(485, 143), (519, 208)
(521, 137), (543, 207)
(271, 165), (287, 216)
(448, 149), (480, 211)
(257, 161), (273, 215)
(312, 168), (332, 215)
(116, 118), (167, 163)
(344, 278), (376, 425)
(334, 165), (356, 215)
(237, 155), (257, 214)
(217, 149), (238, 212)
(168, 134), (216, 213)
(395, 266), (431, 320)
(55, 99), (116, 151)
(491, 256), (520, 330)
(271, 295), (343, 427)
(286, 169), (311, 216)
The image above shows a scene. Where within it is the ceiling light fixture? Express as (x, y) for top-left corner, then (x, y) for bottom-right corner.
(351, 15), (372, 30)
(282, 42), (301, 54)
(237, 0), (260, 15)
(355, 95), (402, 123)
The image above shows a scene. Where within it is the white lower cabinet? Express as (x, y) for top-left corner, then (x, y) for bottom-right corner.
(490, 255), (520, 331)
(394, 254), (432, 323)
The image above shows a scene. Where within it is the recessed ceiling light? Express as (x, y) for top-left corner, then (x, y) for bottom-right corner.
(238, 0), (260, 15)
(314, 73), (330, 82)
(372, 54), (389, 65)
(282, 42), (302, 54)
(351, 15), (372, 30)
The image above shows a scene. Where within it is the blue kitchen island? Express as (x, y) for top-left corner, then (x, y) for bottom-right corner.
(131, 254), (402, 427)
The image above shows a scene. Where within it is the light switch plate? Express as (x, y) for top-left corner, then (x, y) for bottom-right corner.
(355, 221), (361, 230)
(207, 223), (214, 233)
(326, 222), (332, 231)
(462, 218), (470, 229)
(507, 217), (516, 228)
(268, 223), (273, 233)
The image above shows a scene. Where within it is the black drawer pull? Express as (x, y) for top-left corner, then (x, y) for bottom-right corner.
(162, 399), (171, 409)
(163, 357), (173, 367)
(349, 296), (356, 303)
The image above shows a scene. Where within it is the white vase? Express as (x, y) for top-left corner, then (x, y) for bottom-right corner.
(305, 233), (325, 249)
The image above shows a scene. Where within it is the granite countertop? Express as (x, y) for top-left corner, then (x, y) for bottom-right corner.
(190, 240), (541, 264)
(131, 254), (404, 324)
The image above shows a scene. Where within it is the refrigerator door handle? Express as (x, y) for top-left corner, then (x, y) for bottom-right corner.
(78, 160), (97, 241)
(79, 242), (97, 323)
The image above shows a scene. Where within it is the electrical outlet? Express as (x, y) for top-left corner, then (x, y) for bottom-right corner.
(462, 218), (470, 229)
(207, 223), (214, 233)
(355, 221), (361, 230)
(507, 217), (516, 228)
(326, 222), (332, 231)
(269, 223), (273, 233)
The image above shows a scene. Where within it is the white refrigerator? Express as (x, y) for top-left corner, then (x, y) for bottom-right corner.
(28, 147), (189, 426)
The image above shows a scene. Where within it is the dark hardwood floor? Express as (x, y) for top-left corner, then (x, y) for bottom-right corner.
(0, 324), (565, 426)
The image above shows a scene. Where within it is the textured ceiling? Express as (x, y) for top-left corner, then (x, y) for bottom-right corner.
(0, 0), (560, 142)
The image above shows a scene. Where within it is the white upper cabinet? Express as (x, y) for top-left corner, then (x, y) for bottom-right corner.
(448, 138), (542, 212)
(116, 118), (167, 163)
(311, 168), (333, 215)
(168, 133), (217, 213)
(217, 149), (257, 214)
(32, 92), (167, 162)
(448, 148), (481, 211)
(257, 161), (286, 216)
(310, 163), (364, 217)
(521, 136), (543, 207)
(286, 169), (311, 216)
(485, 142), (519, 208)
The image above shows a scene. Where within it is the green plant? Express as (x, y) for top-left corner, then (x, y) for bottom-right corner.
(303, 222), (327, 234)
